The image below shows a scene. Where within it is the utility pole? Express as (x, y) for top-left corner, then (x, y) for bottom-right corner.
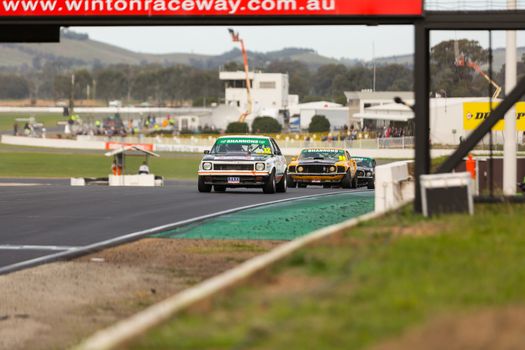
(504, 0), (517, 195)
(69, 73), (75, 113)
(372, 42), (376, 92)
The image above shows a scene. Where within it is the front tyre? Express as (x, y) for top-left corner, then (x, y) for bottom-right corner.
(287, 175), (296, 188)
(263, 171), (277, 194)
(341, 171), (352, 189)
(276, 172), (287, 193)
(198, 176), (212, 193)
(351, 174), (358, 189)
(367, 179), (375, 190)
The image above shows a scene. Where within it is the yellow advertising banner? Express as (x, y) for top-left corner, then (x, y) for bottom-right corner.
(463, 102), (525, 131)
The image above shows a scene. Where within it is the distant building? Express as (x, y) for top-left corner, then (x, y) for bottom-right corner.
(289, 101), (348, 131)
(220, 71), (293, 114)
(345, 90), (414, 129)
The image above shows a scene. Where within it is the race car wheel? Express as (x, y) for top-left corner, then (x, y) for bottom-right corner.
(341, 171), (352, 189)
(351, 174), (358, 189)
(276, 172), (287, 193)
(263, 171), (277, 194)
(198, 176), (212, 193)
(287, 175), (297, 188)
(298, 183), (308, 188)
(214, 185), (227, 192)
(367, 180), (375, 190)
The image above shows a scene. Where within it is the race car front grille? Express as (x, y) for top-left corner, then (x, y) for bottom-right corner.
(289, 166), (296, 173)
(213, 164), (254, 171)
(337, 166), (346, 173)
(301, 165), (334, 174)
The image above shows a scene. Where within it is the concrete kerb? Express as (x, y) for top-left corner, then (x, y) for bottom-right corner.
(74, 199), (412, 350)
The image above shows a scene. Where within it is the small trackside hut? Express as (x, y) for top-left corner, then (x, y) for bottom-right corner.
(105, 146), (163, 187)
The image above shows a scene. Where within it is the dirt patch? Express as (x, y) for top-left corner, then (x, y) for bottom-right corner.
(363, 221), (450, 238)
(0, 238), (280, 350)
(373, 307), (525, 350)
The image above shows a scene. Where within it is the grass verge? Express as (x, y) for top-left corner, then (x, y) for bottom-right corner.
(0, 112), (65, 131)
(0, 147), (201, 179)
(130, 203), (525, 350)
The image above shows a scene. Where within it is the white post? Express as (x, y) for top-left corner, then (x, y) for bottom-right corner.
(504, 0), (517, 195)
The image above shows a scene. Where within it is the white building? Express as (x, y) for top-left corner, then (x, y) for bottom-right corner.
(220, 71), (294, 115)
(289, 101), (349, 131)
(345, 90), (414, 128)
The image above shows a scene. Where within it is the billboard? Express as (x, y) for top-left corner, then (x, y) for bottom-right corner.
(463, 102), (525, 132)
(0, 0), (423, 17)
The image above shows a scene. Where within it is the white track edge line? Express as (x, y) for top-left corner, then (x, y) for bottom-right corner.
(0, 245), (79, 251)
(0, 190), (370, 275)
(74, 197), (410, 350)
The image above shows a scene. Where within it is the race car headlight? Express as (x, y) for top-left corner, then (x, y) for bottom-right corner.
(202, 162), (212, 171)
(255, 163), (266, 171)
(297, 166), (304, 173)
(329, 166), (336, 173)
(367, 171), (372, 177)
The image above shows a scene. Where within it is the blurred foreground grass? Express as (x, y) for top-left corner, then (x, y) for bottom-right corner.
(130, 203), (525, 350)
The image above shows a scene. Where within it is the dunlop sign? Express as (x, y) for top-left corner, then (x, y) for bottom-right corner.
(463, 102), (525, 132)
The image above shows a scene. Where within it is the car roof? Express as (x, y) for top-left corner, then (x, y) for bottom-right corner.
(301, 148), (346, 151)
(217, 135), (271, 139)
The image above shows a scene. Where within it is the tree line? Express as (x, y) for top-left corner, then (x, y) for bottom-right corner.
(0, 39), (515, 104)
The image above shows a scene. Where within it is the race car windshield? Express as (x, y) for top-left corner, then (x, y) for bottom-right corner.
(299, 149), (345, 161)
(356, 159), (373, 167)
(211, 138), (272, 155)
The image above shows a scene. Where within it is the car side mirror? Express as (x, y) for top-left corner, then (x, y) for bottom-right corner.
(204, 150), (210, 154)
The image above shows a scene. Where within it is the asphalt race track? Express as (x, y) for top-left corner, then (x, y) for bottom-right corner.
(0, 179), (369, 273)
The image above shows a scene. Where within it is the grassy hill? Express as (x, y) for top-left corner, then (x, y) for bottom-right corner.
(0, 31), (353, 71)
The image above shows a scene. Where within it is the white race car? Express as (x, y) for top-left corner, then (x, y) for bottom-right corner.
(198, 135), (288, 194)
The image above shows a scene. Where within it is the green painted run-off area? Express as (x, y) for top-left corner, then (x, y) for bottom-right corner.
(155, 191), (375, 241)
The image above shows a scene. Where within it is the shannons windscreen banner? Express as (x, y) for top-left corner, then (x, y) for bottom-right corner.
(0, 0), (423, 17)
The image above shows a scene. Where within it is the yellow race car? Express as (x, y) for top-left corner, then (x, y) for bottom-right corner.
(287, 148), (358, 188)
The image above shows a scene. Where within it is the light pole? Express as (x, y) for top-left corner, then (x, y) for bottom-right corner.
(504, 0), (517, 195)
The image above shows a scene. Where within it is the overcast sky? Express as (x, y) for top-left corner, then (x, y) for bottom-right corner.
(73, 26), (525, 60)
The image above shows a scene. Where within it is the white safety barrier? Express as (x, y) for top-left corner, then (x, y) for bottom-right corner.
(1, 135), (105, 150)
(375, 161), (415, 213)
(70, 178), (86, 186)
(108, 174), (162, 187)
(1, 135), (461, 160)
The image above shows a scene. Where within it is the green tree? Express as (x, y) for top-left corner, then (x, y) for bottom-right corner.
(308, 115), (331, 133)
(95, 68), (128, 102)
(313, 64), (348, 97)
(252, 116), (282, 134)
(223, 61), (244, 71)
(0, 74), (30, 99)
(431, 39), (490, 97)
(266, 60), (312, 98)
(73, 69), (93, 100)
(226, 122), (249, 134)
